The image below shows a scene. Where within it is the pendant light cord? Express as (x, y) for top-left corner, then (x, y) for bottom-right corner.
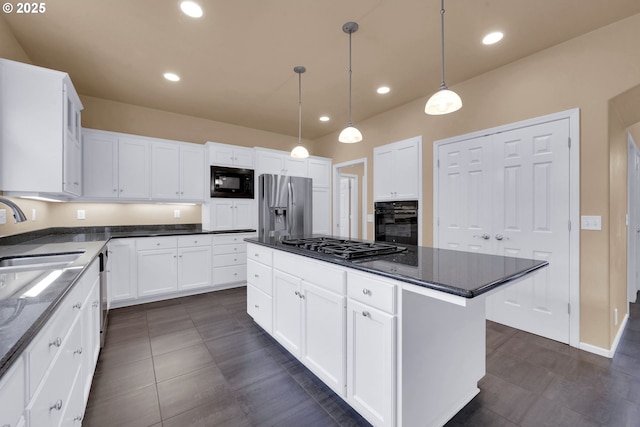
(348, 30), (354, 127)
(298, 70), (302, 144)
(439, 0), (447, 90)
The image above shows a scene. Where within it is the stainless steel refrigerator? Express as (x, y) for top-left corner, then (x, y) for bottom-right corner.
(259, 174), (312, 239)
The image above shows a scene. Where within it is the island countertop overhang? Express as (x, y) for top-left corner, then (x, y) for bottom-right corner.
(245, 235), (549, 299)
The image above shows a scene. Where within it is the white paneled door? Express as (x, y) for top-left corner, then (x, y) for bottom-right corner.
(436, 118), (571, 343)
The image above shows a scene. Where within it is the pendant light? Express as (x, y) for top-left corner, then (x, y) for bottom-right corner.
(290, 66), (310, 159)
(338, 21), (363, 144)
(425, 0), (462, 115)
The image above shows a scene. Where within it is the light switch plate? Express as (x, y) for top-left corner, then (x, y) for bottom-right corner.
(174, 209), (181, 218)
(581, 215), (602, 230)
(367, 214), (374, 223)
(77, 209), (86, 220)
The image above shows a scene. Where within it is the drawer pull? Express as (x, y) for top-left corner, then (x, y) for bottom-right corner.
(294, 291), (300, 297)
(254, 253), (259, 257)
(73, 302), (82, 310)
(93, 301), (99, 308)
(49, 400), (63, 411)
(49, 337), (62, 348)
(74, 347), (83, 355)
(362, 288), (371, 295)
(254, 274), (259, 278)
(254, 304), (259, 308)
(74, 415), (83, 422)
(362, 311), (370, 318)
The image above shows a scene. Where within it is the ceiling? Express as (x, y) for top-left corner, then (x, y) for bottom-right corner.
(4, 0), (640, 140)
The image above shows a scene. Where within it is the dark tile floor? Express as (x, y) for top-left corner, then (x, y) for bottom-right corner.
(84, 287), (640, 427)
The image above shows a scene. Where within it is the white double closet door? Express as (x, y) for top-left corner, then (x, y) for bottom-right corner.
(436, 118), (571, 343)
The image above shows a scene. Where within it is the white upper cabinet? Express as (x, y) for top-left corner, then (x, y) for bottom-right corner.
(373, 136), (422, 201)
(0, 59), (83, 199)
(207, 142), (254, 168)
(256, 148), (308, 177)
(307, 157), (332, 188)
(83, 128), (205, 202)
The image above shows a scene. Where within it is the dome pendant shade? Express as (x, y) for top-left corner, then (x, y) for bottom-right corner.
(425, 86), (462, 115)
(291, 145), (310, 158)
(290, 66), (310, 159)
(338, 126), (363, 144)
(425, 0), (462, 116)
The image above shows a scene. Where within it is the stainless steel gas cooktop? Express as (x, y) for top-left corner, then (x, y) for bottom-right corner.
(280, 237), (407, 260)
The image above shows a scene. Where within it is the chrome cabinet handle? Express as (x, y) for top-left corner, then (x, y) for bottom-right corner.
(362, 311), (370, 318)
(495, 234), (509, 241)
(49, 400), (63, 411)
(362, 288), (371, 295)
(473, 234), (490, 240)
(92, 301), (99, 308)
(254, 274), (259, 278)
(74, 415), (83, 422)
(254, 304), (259, 308)
(49, 337), (62, 348)
(294, 291), (300, 297)
(73, 302), (82, 309)
(74, 347), (83, 355)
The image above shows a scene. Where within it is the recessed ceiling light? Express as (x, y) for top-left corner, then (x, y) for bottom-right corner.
(377, 86), (390, 94)
(180, 1), (203, 18)
(163, 72), (180, 82)
(319, 116), (330, 122)
(482, 31), (504, 45)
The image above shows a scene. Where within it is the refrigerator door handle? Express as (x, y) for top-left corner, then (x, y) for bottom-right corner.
(288, 180), (294, 234)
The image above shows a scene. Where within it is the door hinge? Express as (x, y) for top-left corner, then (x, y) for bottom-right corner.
(437, 159), (440, 168)
(568, 220), (571, 232)
(568, 137), (571, 149)
(568, 303), (571, 315)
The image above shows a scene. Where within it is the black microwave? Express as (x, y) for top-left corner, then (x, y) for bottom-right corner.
(210, 165), (254, 198)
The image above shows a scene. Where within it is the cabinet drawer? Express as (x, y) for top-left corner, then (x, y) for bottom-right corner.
(347, 271), (397, 314)
(246, 244), (273, 266)
(213, 243), (246, 255)
(178, 234), (212, 248)
(0, 355), (25, 427)
(28, 317), (82, 427)
(274, 251), (346, 295)
(212, 233), (254, 245)
(136, 236), (177, 251)
(213, 265), (246, 285)
(213, 252), (246, 267)
(247, 285), (272, 333)
(27, 284), (83, 395)
(247, 259), (272, 295)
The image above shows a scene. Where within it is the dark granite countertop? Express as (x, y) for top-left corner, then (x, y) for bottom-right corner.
(0, 224), (256, 379)
(246, 235), (548, 299)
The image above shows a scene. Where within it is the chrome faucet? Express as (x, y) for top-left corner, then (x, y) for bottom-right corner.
(0, 198), (27, 223)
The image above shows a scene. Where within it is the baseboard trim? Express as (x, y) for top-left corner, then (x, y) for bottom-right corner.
(578, 313), (629, 358)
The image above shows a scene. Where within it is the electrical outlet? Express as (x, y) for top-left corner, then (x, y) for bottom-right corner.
(174, 209), (181, 219)
(0, 209), (6, 225)
(77, 209), (86, 220)
(367, 214), (374, 223)
(32, 208), (36, 221)
(581, 215), (602, 230)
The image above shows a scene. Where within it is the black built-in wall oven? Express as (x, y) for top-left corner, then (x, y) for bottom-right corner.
(374, 200), (418, 245)
(210, 165), (254, 198)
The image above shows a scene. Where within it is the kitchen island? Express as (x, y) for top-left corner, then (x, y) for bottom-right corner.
(245, 236), (548, 427)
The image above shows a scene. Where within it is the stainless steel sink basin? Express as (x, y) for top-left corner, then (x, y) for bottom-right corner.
(0, 252), (83, 272)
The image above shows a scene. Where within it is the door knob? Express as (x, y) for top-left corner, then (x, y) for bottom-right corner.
(495, 234), (504, 241)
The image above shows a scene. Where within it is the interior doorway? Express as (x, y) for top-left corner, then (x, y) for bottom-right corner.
(628, 133), (640, 303)
(333, 158), (367, 240)
(338, 174), (358, 238)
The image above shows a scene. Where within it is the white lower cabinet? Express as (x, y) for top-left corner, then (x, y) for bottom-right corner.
(137, 241), (178, 297)
(346, 299), (396, 427)
(178, 235), (212, 291)
(81, 275), (101, 403)
(107, 238), (137, 303)
(0, 355), (25, 427)
(212, 233), (253, 287)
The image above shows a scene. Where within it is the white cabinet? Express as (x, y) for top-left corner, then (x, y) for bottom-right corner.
(312, 187), (331, 235)
(308, 157), (332, 188)
(108, 239), (137, 303)
(137, 237), (178, 297)
(271, 251), (347, 397)
(207, 142), (254, 168)
(177, 235), (212, 291)
(151, 141), (205, 201)
(83, 130), (118, 199)
(0, 355), (25, 427)
(256, 149), (308, 177)
(119, 136), (151, 199)
(205, 199), (255, 231)
(0, 59), (83, 199)
(247, 244), (273, 333)
(373, 136), (421, 201)
(81, 273), (101, 404)
(346, 271), (397, 427)
(212, 233), (254, 287)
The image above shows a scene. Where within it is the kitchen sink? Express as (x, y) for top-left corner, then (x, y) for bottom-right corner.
(0, 252), (83, 272)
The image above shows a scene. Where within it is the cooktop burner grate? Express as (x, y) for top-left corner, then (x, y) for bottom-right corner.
(281, 237), (407, 259)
